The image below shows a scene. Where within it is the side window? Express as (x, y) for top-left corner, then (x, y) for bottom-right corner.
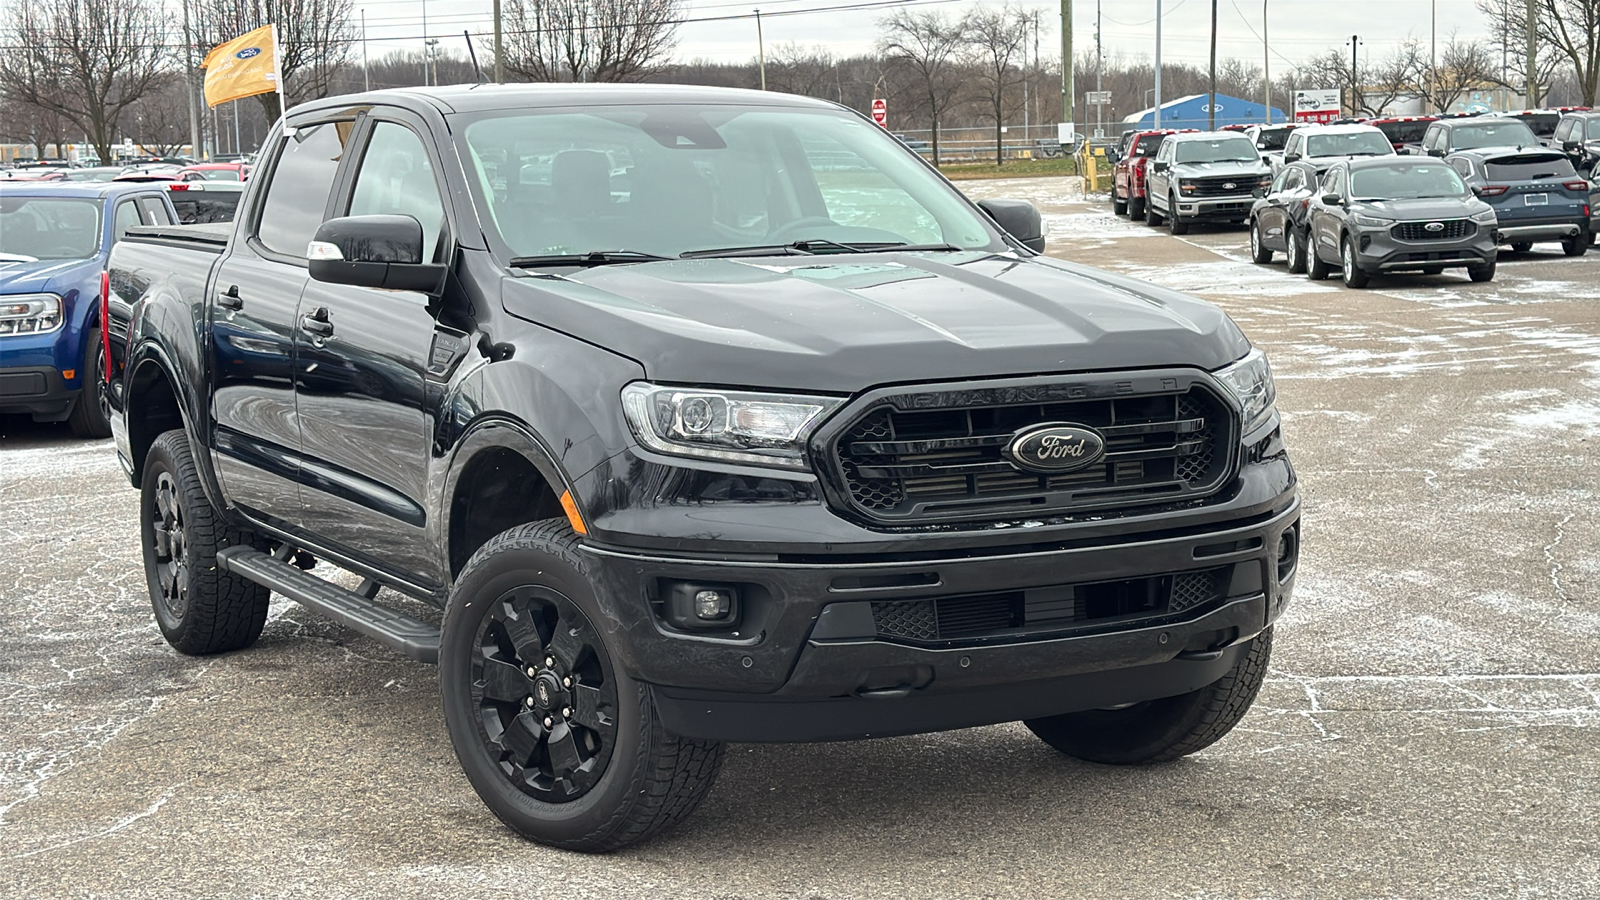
(1450, 158), (1474, 179)
(1271, 168), (1292, 192)
(256, 120), (355, 258)
(1284, 133), (1300, 156)
(136, 195), (174, 225)
(1285, 168), (1303, 191)
(801, 131), (940, 244)
(112, 200), (141, 242)
(348, 122), (448, 262)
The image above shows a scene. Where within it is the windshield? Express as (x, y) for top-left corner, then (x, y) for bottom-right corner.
(1374, 120), (1432, 144)
(1513, 112), (1559, 137)
(1485, 153), (1576, 181)
(1306, 131), (1395, 158)
(459, 105), (1003, 259)
(0, 197), (101, 260)
(1452, 121), (1538, 150)
(1350, 163), (1467, 200)
(1255, 127), (1295, 151)
(1587, 119), (1600, 140)
(1174, 137), (1259, 164)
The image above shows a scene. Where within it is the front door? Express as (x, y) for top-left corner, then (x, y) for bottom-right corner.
(210, 118), (355, 528)
(293, 115), (452, 586)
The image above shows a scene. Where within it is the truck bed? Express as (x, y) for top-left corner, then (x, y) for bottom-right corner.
(124, 222), (230, 251)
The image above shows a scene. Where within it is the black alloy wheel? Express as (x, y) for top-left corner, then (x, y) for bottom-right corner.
(149, 469), (190, 623)
(470, 586), (619, 803)
(1168, 194), (1189, 235)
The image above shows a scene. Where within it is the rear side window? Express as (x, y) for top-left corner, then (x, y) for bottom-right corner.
(1485, 154), (1577, 180)
(135, 195), (174, 225)
(348, 122), (448, 262)
(1134, 134), (1165, 156)
(170, 192), (242, 225)
(256, 121), (354, 258)
(112, 200), (141, 242)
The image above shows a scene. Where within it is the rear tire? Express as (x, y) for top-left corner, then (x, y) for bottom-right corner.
(66, 328), (112, 439)
(1113, 193), (1128, 215)
(1511, 241), (1533, 253)
(1306, 234), (1334, 280)
(1026, 628), (1273, 764)
(1144, 195), (1164, 226)
(440, 520), (725, 852)
(1249, 218), (1273, 264)
(1286, 228), (1308, 274)
(140, 429), (269, 654)
(1563, 234), (1588, 257)
(1341, 237), (1370, 288)
(1129, 196), (1146, 220)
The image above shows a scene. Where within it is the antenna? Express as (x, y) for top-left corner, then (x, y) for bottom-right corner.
(465, 30), (486, 85)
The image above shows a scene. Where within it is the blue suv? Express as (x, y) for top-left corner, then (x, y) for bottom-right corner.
(1447, 148), (1592, 256)
(1, 182), (178, 436)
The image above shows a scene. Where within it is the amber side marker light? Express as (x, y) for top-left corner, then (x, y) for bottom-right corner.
(559, 490), (588, 535)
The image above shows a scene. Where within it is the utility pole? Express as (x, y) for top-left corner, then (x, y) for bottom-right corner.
(180, 0), (202, 160)
(1525, 0), (1538, 106)
(1263, 0), (1270, 122)
(756, 9), (766, 90)
(1154, 0), (1163, 128)
(1095, 0), (1102, 138)
(1429, 0), (1436, 112)
(1207, 0), (1218, 130)
(361, 9), (370, 91)
(422, 0), (431, 86)
(1061, 0), (1073, 138)
(1349, 34), (1360, 116)
(493, 0), (504, 83)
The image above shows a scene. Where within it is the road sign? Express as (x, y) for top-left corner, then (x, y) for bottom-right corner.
(1087, 91), (1112, 105)
(1294, 88), (1342, 124)
(871, 98), (887, 127)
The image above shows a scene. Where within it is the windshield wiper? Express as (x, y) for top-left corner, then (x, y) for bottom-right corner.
(508, 250), (671, 268)
(681, 239), (966, 259)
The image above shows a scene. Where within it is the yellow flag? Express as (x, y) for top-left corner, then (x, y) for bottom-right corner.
(201, 25), (278, 108)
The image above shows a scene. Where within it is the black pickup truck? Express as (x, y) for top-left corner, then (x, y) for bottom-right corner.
(106, 84), (1299, 852)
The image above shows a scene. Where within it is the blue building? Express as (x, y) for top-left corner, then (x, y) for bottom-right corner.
(1120, 93), (1288, 133)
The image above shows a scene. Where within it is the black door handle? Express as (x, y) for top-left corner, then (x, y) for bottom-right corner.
(300, 308), (334, 337)
(217, 285), (242, 310)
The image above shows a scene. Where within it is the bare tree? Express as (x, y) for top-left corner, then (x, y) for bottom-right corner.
(880, 9), (967, 165)
(1537, 0), (1600, 105)
(767, 44), (839, 99)
(1477, 0), (1568, 104)
(1295, 40), (1424, 117)
(191, 0), (357, 121)
(0, 0), (172, 163)
(966, 5), (1031, 166)
(1424, 34), (1502, 112)
(125, 77), (194, 156)
(503, 0), (684, 83)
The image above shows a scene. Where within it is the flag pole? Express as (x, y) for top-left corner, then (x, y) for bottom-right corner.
(271, 23), (286, 125)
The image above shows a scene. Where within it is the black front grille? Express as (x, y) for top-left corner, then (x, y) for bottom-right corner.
(1392, 219), (1476, 241)
(1186, 176), (1257, 197)
(831, 386), (1233, 524)
(869, 567), (1230, 644)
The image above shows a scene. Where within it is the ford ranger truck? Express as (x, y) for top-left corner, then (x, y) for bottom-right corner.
(106, 84), (1299, 853)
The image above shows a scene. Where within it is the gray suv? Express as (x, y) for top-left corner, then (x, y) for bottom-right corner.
(1304, 157), (1499, 288)
(1145, 132), (1272, 234)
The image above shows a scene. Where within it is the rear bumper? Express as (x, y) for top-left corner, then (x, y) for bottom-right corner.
(0, 365), (77, 420)
(1495, 221), (1584, 242)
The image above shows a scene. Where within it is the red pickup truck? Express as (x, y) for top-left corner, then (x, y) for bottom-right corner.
(1112, 129), (1192, 219)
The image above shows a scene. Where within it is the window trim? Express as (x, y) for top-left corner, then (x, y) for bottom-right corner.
(244, 112), (367, 268)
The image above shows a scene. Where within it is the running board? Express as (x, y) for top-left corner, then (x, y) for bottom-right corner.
(216, 546), (441, 664)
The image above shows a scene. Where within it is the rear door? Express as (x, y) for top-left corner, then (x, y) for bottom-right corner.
(292, 109), (454, 586)
(209, 116), (358, 526)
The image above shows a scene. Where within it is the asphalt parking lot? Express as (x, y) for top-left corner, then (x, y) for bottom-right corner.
(4, 176), (1598, 899)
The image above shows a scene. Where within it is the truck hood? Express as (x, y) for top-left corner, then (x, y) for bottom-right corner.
(1171, 160), (1270, 177)
(1353, 197), (1489, 220)
(0, 257), (100, 296)
(500, 251), (1250, 393)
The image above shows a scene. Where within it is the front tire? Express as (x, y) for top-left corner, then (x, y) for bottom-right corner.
(1025, 627), (1273, 764)
(1168, 195), (1189, 235)
(66, 328), (112, 439)
(1469, 259), (1497, 282)
(140, 429), (269, 654)
(1249, 218), (1273, 264)
(440, 520), (724, 852)
(1341, 236), (1370, 288)
(1113, 193), (1128, 215)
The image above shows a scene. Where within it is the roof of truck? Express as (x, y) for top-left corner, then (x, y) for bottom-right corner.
(292, 82), (841, 117)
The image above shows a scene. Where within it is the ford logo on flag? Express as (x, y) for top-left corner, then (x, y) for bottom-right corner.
(236, 47), (262, 59)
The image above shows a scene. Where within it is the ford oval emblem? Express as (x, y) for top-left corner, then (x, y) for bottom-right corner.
(236, 47), (262, 59)
(1425, 221), (1445, 232)
(1004, 423), (1107, 474)
(1224, 182), (1237, 190)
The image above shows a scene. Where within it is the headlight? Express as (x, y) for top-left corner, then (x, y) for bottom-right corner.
(1215, 348), (1277, 436)
(621, 382), (843, 470)
(1179, 180), (1197, 193)
(0, 293), (63, 335)
(1471, 208), (1499, 223)
(1350, 213), (1392, 227)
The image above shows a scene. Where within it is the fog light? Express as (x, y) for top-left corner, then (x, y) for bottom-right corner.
(1277, 527), (1298, 583)
(662, 581), (741, 631)
(694, 589), (730, 620)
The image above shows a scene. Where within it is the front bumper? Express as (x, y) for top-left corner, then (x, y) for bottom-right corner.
(582, 491), (1300, 743)
(1356, 228), (1496, 272)
(0, 365), (78, 420)
(1174, 194), (1259, 221)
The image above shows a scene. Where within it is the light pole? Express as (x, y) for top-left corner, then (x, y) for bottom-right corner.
(755, 9), (766, 90)
(1154, 0), (1163, 128)
(422, 0), (431, 86)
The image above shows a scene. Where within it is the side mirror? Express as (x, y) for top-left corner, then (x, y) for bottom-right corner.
(1152, 160), (1169, 172)
(977, 198), (1046, 253)
(307, 214), (446, 293)
(1283, 152), (1300, 163)
(1321, 193), (1343, 206)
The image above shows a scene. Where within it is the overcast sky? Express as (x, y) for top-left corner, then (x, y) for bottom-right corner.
(355, 0), (1497, 73)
